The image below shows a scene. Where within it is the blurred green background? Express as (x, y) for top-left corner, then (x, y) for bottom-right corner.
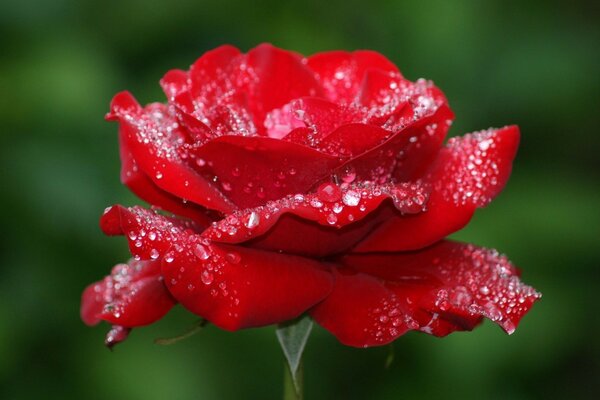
(1, 0), (599, 399)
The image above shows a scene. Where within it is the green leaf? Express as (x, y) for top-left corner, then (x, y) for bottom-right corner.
(276, 315), (313, 395)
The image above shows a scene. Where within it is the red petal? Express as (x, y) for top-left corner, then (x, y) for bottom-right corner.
(188, 45), (242, 95)
(189, 135), (340, 209)
(331, 93), (454, 184)
(310, 241), (541, 347)
(160, 69), (190, 101)
(203, 182), (429, 257)
(118, 131), (215, 226)
(107, 91), (236, 213)
(307, 50), (399, 103)
(244, 43), (324, 130)
(354, 126), (519, 252)
(100, 205), (202, 261)
(269, 97), (361, 142)
(162, 240), (333, 330)
(105, 325), (131, 349)
(81, 259), (176, 327)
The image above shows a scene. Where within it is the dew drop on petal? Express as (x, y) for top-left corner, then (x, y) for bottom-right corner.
(342, 190), (361, 206)
(317, 182), (342, 203)
(201, 270), (214, 285)
(244, 211), (260, 229)
(193, 243), (210, 260)
(226, 252), (241, 264)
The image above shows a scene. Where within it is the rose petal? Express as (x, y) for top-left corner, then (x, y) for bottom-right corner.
(307, 50), (399, 103)
(81, 258), (176, 327)
(270, 97), (361, 143)
(189, 135), (340, 209)
(162, 240), (334, 331)
(118, 131), (215, 226)
(330, 93), (454, 184)
(354, 126), (519, 252)
(107, 91), (236, 213)
(245, 43), (324, 130)
(310, 241), (541, 347)
(203, 181), (429, 257)
(100, 205), (202, 261)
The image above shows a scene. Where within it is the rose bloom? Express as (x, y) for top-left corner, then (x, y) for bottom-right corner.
(81, 44), (540, 348)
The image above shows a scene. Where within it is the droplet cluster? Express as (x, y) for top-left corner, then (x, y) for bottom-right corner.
(435, 129), (506, 207)
(95, 259), (149, 321)
(204, 181), (429, 243)
(431, 244), (541, 334)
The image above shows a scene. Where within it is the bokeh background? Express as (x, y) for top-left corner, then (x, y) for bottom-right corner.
(1, 0), (599, 399)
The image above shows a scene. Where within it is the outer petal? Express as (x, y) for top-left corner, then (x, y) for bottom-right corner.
(100, 204), (202, 261)
(202, 182), (429, 257)
(118, 131), (214, 226)
(307, 50), (399, 103)
(162, 241), (333, 331)
(354, 126), (520, 252)
(106, 91), (236, 213)
(100, 205), (334, 331)
(81, 259), (176, 327)
(310, 241), (541, 348)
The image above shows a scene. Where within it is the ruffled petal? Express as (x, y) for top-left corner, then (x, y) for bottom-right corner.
(307, 50), (399, 103)
(162, 241), (333, 331)
(354, 126), (519, 252)
(202, 181), (429, 257)
(310, 241), (541, 347)
(99, 205), (334, 331)
(331, 93), (453, 184)
(81, 258), (176, 327)
(106, 91), (236, 213)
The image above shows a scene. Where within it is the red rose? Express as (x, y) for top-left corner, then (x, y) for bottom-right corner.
(81, 43), (540, 348)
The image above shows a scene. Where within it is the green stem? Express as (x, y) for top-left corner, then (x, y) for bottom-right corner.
(283, 358), (303, 400)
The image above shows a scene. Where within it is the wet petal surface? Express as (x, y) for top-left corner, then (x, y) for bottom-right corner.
(354, 126), (520, 252)
(107, 91), (236, 213)
(310, 241), (541, 347)
(81, 258), (176, 328)
(202, 181), (429, 257)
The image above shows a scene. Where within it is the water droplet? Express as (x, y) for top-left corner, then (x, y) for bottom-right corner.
(326, 214), (337, 225)
(231, 167), (241, 177)
(193, 243), (210, 260)
(221, 181), (232, 191)
(341, 168), (356, 183)
(196, 158), (206, 167)
(310, 198), (323, 208)
(155, 172), (163, 180)
(480, 286), (490, 295)
(244, 211), (260, 229)
(201, 270), (214, 285)
(150, 249), (159, 260)
(342, 190), (361, 206)
(226, 252), (241, 264)
(317, 182), (342, 203)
